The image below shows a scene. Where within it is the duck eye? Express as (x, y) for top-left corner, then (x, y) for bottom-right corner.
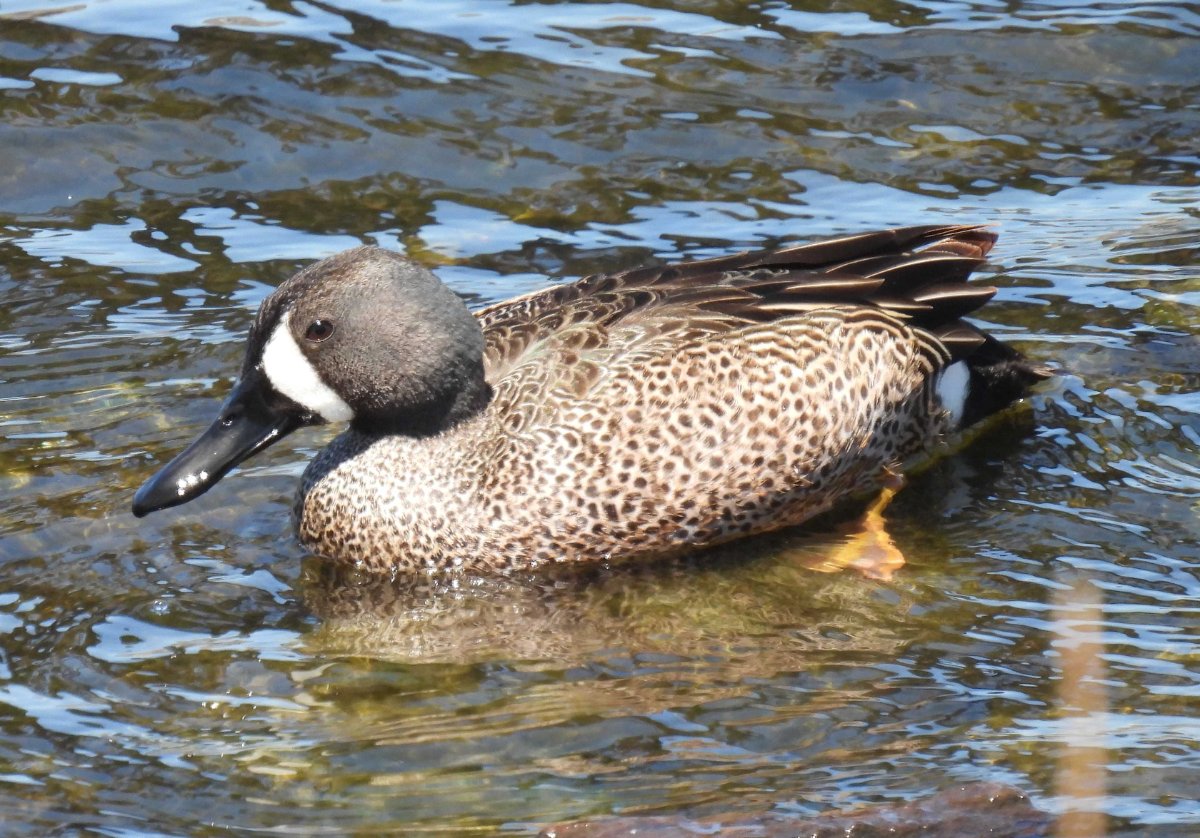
(304, 319), (334, 342)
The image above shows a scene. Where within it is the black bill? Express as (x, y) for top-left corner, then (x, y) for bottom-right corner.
(131, 374), (309, 517)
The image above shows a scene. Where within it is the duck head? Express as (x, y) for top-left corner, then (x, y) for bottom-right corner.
(132, 246), (489, 517)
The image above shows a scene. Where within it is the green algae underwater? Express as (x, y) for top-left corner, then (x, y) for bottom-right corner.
(1, 0), (1199, 833)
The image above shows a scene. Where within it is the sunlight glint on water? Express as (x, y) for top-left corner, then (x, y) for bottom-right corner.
(0, 0), (1198, 833)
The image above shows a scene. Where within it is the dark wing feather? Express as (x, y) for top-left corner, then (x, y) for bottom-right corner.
(477, 224), (999, 378)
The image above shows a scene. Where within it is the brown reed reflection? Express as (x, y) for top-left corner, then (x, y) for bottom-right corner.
(1054, 574), (1109, 838)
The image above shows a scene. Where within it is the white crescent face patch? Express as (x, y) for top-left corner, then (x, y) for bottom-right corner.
(260, 311), (354, 423)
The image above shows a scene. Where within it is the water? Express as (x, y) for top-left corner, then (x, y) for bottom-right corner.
(1, 0), (1198, 833)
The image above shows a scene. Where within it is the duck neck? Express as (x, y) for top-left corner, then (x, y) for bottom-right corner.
(351, 365), (493, 439)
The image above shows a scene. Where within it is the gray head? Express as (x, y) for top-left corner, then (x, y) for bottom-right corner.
(250, 246), (488, 433)
(132, 246), (489, 516)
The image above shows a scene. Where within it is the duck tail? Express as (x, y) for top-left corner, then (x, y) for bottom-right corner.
(955, 331), (1054, 429)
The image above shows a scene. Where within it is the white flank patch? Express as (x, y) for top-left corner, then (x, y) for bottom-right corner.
(261, 311), (354, 422)
(936, 360), (970, 427)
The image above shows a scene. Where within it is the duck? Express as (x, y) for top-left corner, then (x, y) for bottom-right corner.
(132, 224), (1051, 574)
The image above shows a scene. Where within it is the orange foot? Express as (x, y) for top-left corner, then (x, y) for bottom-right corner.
(799, 470), (908, 581)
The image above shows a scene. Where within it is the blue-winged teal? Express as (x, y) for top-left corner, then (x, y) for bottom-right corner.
(133, 225), (1050, 573)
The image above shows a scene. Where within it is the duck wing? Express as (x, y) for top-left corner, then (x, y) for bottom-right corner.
(476, 224), (999, 383)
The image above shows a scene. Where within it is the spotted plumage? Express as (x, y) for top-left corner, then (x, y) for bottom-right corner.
(133, 224), (1050, 573)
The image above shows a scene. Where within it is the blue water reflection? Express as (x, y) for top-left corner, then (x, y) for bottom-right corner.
(0, 0), (1198, 833)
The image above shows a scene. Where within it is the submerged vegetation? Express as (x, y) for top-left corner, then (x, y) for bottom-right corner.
(0, 0), (1198, 833)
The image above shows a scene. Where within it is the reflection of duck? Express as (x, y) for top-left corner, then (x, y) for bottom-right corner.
(133, 225), (1050, 573)
(299, 539), (911, 664)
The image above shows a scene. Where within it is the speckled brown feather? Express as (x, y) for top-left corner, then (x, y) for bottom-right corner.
(297, 225), (1046, 573)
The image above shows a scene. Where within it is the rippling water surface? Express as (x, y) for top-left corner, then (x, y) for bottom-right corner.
(1, 0), (1198, 833)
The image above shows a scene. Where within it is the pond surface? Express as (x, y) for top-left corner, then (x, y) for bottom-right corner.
(1, 0), (1199, 833)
